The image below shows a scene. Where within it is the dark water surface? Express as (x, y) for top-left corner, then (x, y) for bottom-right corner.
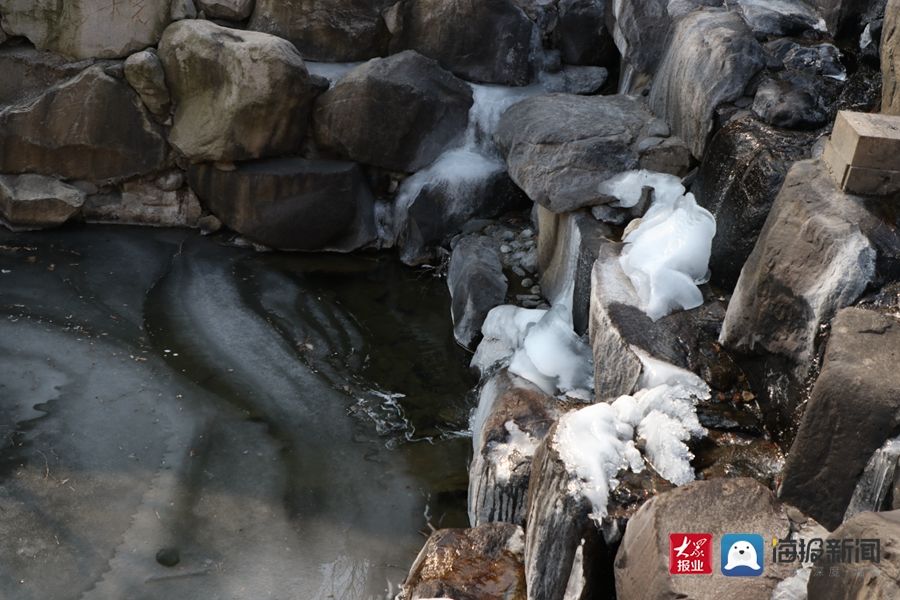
(0, 226), (474, 600)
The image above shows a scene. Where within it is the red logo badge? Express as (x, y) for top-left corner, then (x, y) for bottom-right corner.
(669, 533), (713, 574)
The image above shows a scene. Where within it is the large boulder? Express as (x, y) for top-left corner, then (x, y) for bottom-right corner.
(387, 0), (536, 86)
(123, 50), (170, 120)
(779, 308), (900, 530)
(448, 236), (508, 350)
(0, 174), (85, 231)
(187, 158), (376, 252)
(884, 0), (900, 115)
(158, 20), (327, 163)
(249, 0), (392, 61)
(0, 0), (171, 59)
(649, 9), (766, 158)
(314, 51), (473, 173)
(0, 66), (169, 182)
(494, 94), (669, 213)
(0, 45), (93, 106)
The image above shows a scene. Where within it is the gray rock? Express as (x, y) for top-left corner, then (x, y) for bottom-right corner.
(732, 0), (826, 36)
(638, 136), (693, 176)
(83, 181), (202, 228)
(767, 40), (847, 82)
(884, 0), (900, 115)
(0, 45), (94, 107)
(0, 0), (172, 59)
(494, 94), (660, 213)
(159, 20), (326, 163)
(171, 0), (198, 20)
(187, 158), (376, 252)
(123, 50), (170, 119)
(806, 510), (900, 599)
(779, 308), (900, 530)
(197, 0), (254, 21)
(812, 0), (888, 34)
(314, 51), (473, 173)
(555, 0), (616, 67)
(388, 0), (536, 86)
(649, 9), (766, 158)
(0, 174), (85, 231)
(0, 66), (169, 181)
(844, 437), (900, 520)
(752, 74), (828, 130)
(249, 0), (392, 61)
(606, 0), (670, 90)
(539, 65), (609, 95)
(448, 236), (508, 350)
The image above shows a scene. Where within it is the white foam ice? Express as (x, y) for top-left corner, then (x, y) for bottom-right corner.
(487, 420), (542, 483)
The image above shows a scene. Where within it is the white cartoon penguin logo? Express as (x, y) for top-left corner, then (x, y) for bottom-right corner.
(724, 540), (761, 571)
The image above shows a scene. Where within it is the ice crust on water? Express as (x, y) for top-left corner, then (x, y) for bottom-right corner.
(607, 170), (716, 321)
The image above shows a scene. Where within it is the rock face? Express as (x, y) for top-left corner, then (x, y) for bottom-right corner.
(448, 237), (508, 350)
(735, 0), (827, 36)
(388, 0), (536, 85)
(495, 94), (664, 213)
(0, 0), (171, 59)
(314, 51), (473, 173)
(555, 0), (616, 67)
(83, 182), (202, 228)
(807, 510), (900, 599)
(197, 0), (254, 21)
(615, 478), (797, 599)
(779, 308), (900, 530)
(397, 523), (527, 600)
(0, 174), (85, 231)
(188, 158), (376, 251)
(250, 0), (391, 61)
(0, 66), (169, 182)
(0, 46), (93, 106)
(159, 20), (326, 163)
(649, 9), (765, 158)
(123, 50), (171, 120)
(606, 0), (670, 89)
(884, 0), (900, 115)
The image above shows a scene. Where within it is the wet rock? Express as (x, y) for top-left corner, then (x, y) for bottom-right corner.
(638, 136), (693, 176)
(197, 0), (254, 21)
(188, 158), (376, 251)
(812, 0), (888, 34)
(844, 437), (900, 520)
(779, 307), (900, 530)
(0, 66), (169, 181)
(388, 0), (535, 86)
(0, 174), (85, 231)
(615, 478), (799, 599)
(606, 0), (671, 89)
(314, 51), (473, 173)
(768, 40), (848, 82)
(250, 0), (391, 61)
(732, 0), (826, 36)
(468, 370), (560, 526)
(83, 181), (202, 228)
(539, 65), (609, 95)
(884, 0), (900, 115)
(448, 236), (508, 350)
(159, 20), (326, 163)
(807, 510), (900, 599)
(555, 0), (616, 67)
(0, 45), (93, 106)
(495, 94), (663, 213)
(694, 117), (814, 289)
(397, 523), (526, 600)
(649, 9), (766, 158)
(0, 0), (172, 59)
(752, 74), (829, 130)
(123, 50), (170, 120)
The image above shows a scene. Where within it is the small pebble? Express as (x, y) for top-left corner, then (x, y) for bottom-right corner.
(530, 285), (541, 295)
(501, 230), (515, 242)
(522, 278), (534, 288)
(512, 266), (526, 277)
(500, 244), (512, 254)
(521, 228), (534, 238)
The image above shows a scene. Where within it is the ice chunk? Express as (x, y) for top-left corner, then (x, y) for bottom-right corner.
(597, 170), (686, 209)
(771, 567), (810, 600)
(471, 305), (547, 375)
(487, 420), (542, 483)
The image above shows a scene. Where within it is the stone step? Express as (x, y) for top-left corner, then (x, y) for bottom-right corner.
(824, 139), (900, 196)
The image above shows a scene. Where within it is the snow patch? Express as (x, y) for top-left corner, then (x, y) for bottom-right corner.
(487, 421), (542, 483)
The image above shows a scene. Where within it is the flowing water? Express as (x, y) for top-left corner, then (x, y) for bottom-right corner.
(0, 225), (475, 600)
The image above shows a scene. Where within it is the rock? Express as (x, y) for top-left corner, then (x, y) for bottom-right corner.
(807, 510), (900, 599)
(250, 0), (392, 61)
(649, 9), (766, 158)
(694, 117), (814, 289)
(83, 181), (202, 228)
(388, 0), (536, 86)
(812, 0), (888, 34)
(844, 437), (900, 520)
(733, 0), (827, 36)
(637, 136), (693, 176)
(0, 66), (169, 181)
(155, 548), (180, 568)
(768, 40), (848, 82)
(0, 174), (85, 231)
(197, 214), (223, 235)
(884, 0), (900, 115)
(187, 158), (376, 252)
(606, 0), (671, 90)
(615, 478), (799, 600)
(779, 308), (900, 530)
(159, 20), (326, 163)
(314, 51), (473, 173)
(197, 0), (254, 21)
(555, 0), (616, 67)
(752, 74), (829, 130)
(397, 523), (526, 600)
(468, 370), (560, 526)
(539, 65), (609, 95)
(448, 236), (508, 350)
(0, 0), (172, 59)
(123, 50), (170, 120)
(171, 0), (198, 20)
(495, 94), (663, 213)
(0, 45), (94, 107)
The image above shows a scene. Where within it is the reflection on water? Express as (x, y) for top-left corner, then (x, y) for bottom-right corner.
(0, 225), (474, 600)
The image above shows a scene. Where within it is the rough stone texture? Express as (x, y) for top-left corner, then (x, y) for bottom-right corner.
(82, 182), (202, 228)
(314, 51), (473, 173)
(188, 158), (376, 252)
(123, 50), (170, 119)
(0, 66), (169, 182)
(779, 308), (900, 530)
(884, 0), (900, 115)
(0, 0), (171, 59)
(638, 135), (693, 176)
(807, 510), (900, 599)
(159, 20), (326, 163)
(813, 0), (888, 34)
(197, 0), (254, 21)
(556, 0), (616, 67)
(607, 0), (670, 90)
(397, 523), (527, 600)
(615, 478), (797, 599)
(448, 236), (508, 350)
(388, 0), (535, 86)
(0, 45), (94, 106)
(468, 370), (560, 527)
(694, 117), (815, 289)
(649, 9), (766, 158)
(752, 74), (828, 130)
(0, 174), (85, 231)
(540, 65), (609, 95)
(250, 0), (391, 61)
(495, 94), (664, 213)
(734, 0), (827, 36)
